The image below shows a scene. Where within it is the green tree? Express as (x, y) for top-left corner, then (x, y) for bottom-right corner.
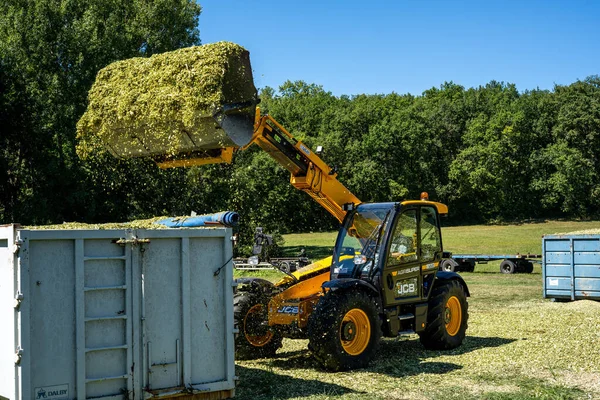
(0, 0), (201, 224)
(531, 77), (600, 216)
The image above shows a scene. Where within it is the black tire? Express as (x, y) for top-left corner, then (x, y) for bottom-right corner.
(439, 259), (459, 272)
(500, 259), (516, 274)
(419, 279), (468, 350)
(525, 261), (534, 273)
(307, 290), (381, 371)
(460, 261), (475, 272)
(279, 261), (291, 274)
(234, 291), (283, 360)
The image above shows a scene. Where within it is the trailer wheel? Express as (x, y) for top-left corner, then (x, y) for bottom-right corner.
(440, 259), (459, 272)
(500, 260), (516, 274)
(460, 260), (475, 272)
(234, 291), (282, 360)
(524, 261), (534, 273)
(419, 280), (468, 350)
(279, 261), (291, 274)
(307, 290), (381, 371)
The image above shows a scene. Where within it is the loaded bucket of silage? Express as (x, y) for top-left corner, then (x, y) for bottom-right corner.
(76, 42), (258, 162)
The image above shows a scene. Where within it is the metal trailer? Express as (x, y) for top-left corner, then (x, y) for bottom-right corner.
(270, 256), (311, 273)
(233, 256), (311, 273)
(232, 260), (275, 271)
(542, 234), (600, 301)
(232, 227), (311, 273)
(0, 224), (236, 400)
(440, 254), (541, 274)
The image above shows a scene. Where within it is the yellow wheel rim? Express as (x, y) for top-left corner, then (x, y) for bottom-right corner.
(244, 304), (273, 347)
(340, 308), (371, 355)
(445, 296), (462, 336)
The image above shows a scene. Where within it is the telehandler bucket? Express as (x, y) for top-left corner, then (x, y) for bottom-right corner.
(77, 42), (258, 163)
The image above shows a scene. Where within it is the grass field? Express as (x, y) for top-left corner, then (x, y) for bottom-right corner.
(234, 220), (600, 400)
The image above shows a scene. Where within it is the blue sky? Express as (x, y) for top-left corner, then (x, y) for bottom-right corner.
(198, 0), (599, 96)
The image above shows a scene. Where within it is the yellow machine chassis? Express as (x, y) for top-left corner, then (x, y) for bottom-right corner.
(267, 256), (332, 328)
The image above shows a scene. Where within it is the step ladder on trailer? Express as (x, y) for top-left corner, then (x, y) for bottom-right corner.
(75, 238), (133, 399)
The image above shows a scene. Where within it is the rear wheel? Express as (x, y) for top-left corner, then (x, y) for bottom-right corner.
(234, 291), (283, 359)
(500, 259), (516, 274)
(460, 261), (475, 272)
(308, 291), (381, 371)
(525, 262), (534, 273)
(419, 280), (468, 350)
(518, 260), (534, 273)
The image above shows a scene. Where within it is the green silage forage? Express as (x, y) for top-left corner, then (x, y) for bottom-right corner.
(76, 41), (257, 160)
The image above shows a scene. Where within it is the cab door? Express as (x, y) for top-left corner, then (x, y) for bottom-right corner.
(381, 205), (442, 306)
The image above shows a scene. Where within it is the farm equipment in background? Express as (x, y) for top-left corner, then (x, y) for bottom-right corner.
(233, 227), (311, 273)
(82, 43), (470, 370)
(440, 254), (541, 274)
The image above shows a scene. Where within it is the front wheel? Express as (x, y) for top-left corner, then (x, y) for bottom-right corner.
(234, 291), (283, 360)
(307, 290), (381, 371)
(419, 279), (468, 350)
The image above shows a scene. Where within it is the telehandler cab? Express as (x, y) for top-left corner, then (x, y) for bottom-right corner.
(81, 43), (469, 370)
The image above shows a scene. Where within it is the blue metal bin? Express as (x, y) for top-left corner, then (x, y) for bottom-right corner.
(542, 234), (600, 301)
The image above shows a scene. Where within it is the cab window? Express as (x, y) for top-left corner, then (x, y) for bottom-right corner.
(420, 206), (441, 261)
(387, 209), (418, 266)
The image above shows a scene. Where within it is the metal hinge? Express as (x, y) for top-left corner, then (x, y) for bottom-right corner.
(14, 346), (23, 365)
(12, 238), (23, 254)
(14, 292), (24, 310)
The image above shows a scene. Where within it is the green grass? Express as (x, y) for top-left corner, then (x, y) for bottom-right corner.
(281, 231), (338, 260)
(441, 220), (600, 254)
(234, 220), (600, 400)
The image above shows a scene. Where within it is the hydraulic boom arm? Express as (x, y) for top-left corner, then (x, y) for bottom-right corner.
(249, 111), (360, 223)
(156, 108), (360, 224)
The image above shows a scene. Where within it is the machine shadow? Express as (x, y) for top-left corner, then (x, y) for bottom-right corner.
(235, 364), (362, 399)
(369, 335), (516, 377)
(261, 335), (516, 376)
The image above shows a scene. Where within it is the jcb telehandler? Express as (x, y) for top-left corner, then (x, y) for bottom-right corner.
(226, 112), (469, 371)
(83, 44), (469, 371)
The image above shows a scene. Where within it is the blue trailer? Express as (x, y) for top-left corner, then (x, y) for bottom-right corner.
(542, 234), (600, 301)
(440, 254), (541, 274)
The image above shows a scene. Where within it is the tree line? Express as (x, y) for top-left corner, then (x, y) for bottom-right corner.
(1, 1), (599, 249)
(259, 77), (600, 229)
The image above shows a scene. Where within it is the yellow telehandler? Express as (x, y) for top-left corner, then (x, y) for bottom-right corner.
(80, 44), (469, 371)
